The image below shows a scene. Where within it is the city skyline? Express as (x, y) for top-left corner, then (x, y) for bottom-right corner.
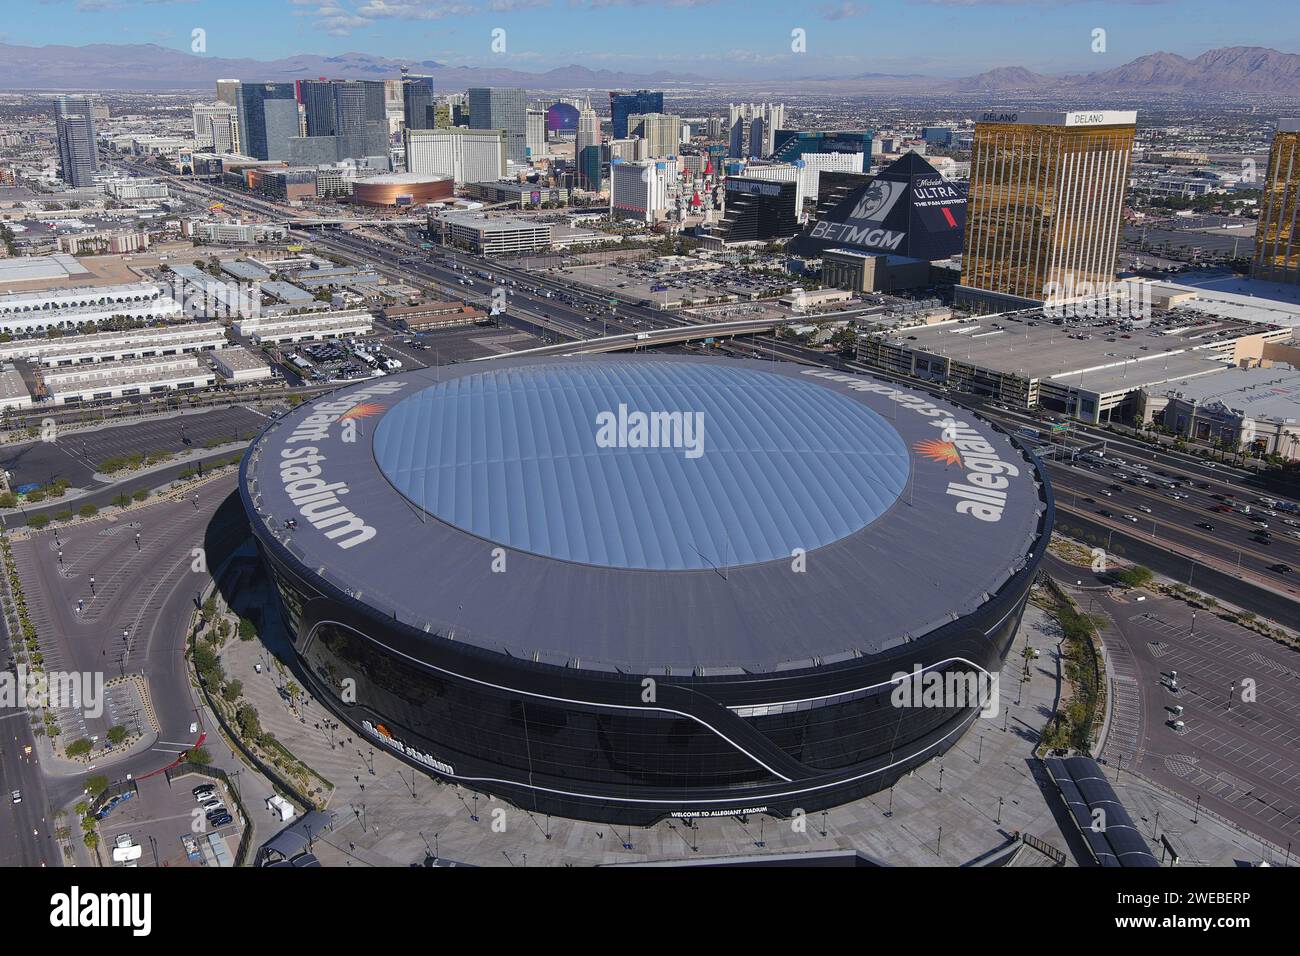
(11, 0), (1300, 80)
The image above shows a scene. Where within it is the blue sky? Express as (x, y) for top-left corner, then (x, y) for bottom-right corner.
(12, 0), (1300, 79)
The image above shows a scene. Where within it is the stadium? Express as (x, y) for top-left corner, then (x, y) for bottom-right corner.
(240, 355), (1052, 824)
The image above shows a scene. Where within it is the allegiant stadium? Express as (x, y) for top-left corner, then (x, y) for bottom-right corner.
(240, 355), (1052, 824)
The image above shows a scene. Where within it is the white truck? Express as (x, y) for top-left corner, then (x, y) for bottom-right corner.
(111, 834), (143, 864)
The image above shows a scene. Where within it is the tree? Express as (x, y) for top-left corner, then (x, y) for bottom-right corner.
(106, 725), (128, 746)
(65, 738), (93, 758)
(78, 503), (98, 518)
(28, 514), (50, 530)
(829, 325), (858, 355)
(1114, 565), (1154, 589)
(238, 618), (257, 642)
(222, 678), (243, 702)
(186, 746), (212, 765)
(235, 703), (262, 740)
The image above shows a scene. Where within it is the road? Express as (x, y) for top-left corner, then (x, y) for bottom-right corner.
(14, 478), (249, 813)
(0, 610), (60, 867)
(126, 161), (1300, 623)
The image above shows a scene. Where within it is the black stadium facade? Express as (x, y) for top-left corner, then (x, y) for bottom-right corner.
(240, 356), (1052, 824)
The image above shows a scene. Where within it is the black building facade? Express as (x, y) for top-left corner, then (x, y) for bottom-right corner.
(713, 177), (799, 244)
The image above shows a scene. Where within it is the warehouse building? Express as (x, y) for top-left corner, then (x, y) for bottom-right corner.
(858, 311), (1243, 424)
(41, 354), (215, 405)
(0, 365), (33, 412)
(0, 322), (227, 367)
(210, 346), (273, 383)
(237, 310), (373, 345)
(0, 282), (182, 335)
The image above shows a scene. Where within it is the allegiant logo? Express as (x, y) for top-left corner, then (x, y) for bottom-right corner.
(801, 370), (1018, 523)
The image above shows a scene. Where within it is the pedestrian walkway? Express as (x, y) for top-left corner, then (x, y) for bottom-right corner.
(222, 593), (1076, 867)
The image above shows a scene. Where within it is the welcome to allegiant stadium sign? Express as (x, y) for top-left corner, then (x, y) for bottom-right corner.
(277, 381), (408, 550)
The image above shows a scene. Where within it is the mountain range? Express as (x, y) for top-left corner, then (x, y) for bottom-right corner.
(0, 43), (707, 91)
(0, 42), (1298, 95)
(952, 47), (1300, 94)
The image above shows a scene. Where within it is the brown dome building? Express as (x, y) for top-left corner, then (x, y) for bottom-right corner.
(352, 173), (453, 208)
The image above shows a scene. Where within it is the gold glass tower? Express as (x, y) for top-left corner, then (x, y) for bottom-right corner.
(957, 110), (1137, 311)
(1252, 119), (1300, 285)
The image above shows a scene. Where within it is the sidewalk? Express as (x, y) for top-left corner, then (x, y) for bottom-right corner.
(220, 593), (1074, 867)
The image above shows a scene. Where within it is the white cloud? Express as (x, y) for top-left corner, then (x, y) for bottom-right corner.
(818, 1), (867, 17)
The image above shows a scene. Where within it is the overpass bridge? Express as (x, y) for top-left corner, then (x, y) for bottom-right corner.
(288, 218), (417, 228)
(469, 316), (801, 361)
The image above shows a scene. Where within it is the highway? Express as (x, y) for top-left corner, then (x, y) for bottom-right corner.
(126, 160), (1300, 620)
(0, 609), (59, 867)
(135, 164), (777, 347)
(715, 335), (1300, 615)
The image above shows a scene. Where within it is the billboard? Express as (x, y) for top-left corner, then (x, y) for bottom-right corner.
(789, 152), (967, 261)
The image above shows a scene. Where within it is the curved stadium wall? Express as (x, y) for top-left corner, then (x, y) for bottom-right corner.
(241, 356), (1052, 825)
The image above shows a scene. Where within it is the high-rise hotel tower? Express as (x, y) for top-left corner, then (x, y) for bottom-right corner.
(957, 110), (1136, 312)
(1253, 119), (1300, 285)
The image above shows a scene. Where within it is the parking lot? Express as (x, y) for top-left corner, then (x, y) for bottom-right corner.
(380, 324), (545, 363)
(2, 405), (266, 488)
(93, 771), (243, 868)
(1105, 592), (1300, 851)
(545, 256), (796, 309)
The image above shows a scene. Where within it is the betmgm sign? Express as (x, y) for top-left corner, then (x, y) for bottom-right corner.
(807, 178), (907, 251)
